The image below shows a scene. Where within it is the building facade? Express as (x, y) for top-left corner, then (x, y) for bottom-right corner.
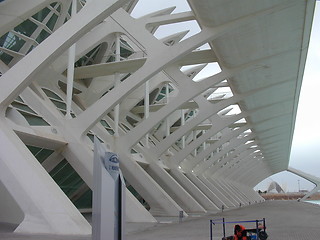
(0, 0), (316, 235)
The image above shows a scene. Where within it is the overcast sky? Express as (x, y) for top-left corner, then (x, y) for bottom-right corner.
(132, 1), (320, 192)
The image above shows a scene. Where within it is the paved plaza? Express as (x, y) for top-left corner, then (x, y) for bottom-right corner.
(1, 200), (320, 240)
(127, 200), (320, 240)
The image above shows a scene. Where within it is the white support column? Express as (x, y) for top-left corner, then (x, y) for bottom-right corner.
(215, 179), (246, 206)
(193, 129), (197, 156)
(185, 173), (225, 209)
(145, 80), (150, 148)
(115, 151), (186, 217)
(20, 87), (157, 224)
(228, 180), (252, 203)
(198, 175), (235, 208)
(179, 121), (247, 170)
(0, 123), (91, 235)
(231, 181), (263, 204)
(146, 162), (206, 214)
(208, 178), (241, 206)
(66, 0), (77, 119)
(230, 180), (261, 204)
(170, 168), (219, 211)
(181, 109), (185, 148)
(165, 83), (170, 137)
(114, 33), (121, 137)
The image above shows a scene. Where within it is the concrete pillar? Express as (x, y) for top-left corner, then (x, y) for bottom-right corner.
(185, 173), (226, 209)
(170, 168), (219, 211)
(0, 123), (91, 235)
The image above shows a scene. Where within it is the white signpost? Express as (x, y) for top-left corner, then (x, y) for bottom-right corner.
(93, 137), (125, 240)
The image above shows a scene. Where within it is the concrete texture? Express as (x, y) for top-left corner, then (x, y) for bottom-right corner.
(1, 200), (320, 240)
(127, 200), (320, 240)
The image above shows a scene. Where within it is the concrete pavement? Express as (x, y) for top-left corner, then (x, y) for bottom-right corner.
(1, 200), (320, 240)
(127, 200), (320, 240)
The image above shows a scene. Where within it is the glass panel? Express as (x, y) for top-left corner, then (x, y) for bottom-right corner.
(1, 32), (26, 52)
(27, 146), (54, 163)
(0, 51), (13, 65)
(32, 7), (50, 22)
(19, 112), (49, 126)
(73, 189), (92, 209)
(11, 102), (37, 114)
(51, 99), (66, 110)
(36, 29), (50, 44)
(14, 19), (37, 37)
(42, 88), (63, 100)
(50, 159), (87, 199)
(47, 14), (58, 31)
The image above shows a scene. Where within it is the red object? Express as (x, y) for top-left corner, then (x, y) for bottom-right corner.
(233, 225), (248, 240)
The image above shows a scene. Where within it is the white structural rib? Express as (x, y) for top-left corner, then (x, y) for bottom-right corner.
(288, 167), (320, 201)
(0, 0), (316, 236)
(73, 58), (147, 79)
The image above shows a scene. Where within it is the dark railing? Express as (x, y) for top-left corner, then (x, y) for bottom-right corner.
(210, 218), (267, 240)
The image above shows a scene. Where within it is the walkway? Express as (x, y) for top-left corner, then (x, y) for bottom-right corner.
(1, 200), (320, 240)
(127, 200), (320, 240)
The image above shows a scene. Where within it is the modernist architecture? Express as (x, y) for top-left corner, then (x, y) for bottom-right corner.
(0, 0), (316, 235)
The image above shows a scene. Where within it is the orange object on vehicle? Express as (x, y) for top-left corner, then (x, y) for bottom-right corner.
(233, 224), (247, 240)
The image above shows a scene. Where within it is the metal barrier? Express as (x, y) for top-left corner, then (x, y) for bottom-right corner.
(210, 218), (267, 240)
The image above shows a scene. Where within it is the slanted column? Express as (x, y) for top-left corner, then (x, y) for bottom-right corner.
(228, 180), (251, 204)
(207, 177), (239, 206)
(169, 168), (219, 212)
(198, 175), (235, 208)
(213, 178), (245, 206)
(185, 173), (225, 209)
(0, 123), (91, 234)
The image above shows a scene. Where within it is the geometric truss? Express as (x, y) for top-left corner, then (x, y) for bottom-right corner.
(0, 0), (316, 235)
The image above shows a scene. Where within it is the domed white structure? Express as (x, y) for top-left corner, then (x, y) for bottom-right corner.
(267, 181), (285, 193)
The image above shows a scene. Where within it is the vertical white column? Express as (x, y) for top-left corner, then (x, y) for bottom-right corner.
(114, 33), (121, 136)
(181, 109), (185, 149)
(66, 0), (77, 119)
(192, 110), (197, 156)
(193, 130), (197, 156)
(145, 80), (150, 148)
(165, 83), (170, 137)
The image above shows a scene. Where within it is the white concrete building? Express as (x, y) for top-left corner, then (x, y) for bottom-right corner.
(0, 0), (316, 235)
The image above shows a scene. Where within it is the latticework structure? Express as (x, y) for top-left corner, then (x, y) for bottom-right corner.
(0, 0), (316, 234)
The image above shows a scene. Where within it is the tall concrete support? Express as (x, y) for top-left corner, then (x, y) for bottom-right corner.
(145, 162), (206, 214)
(0, 122), (91, 234)
(197, 175), (235, 208)
(169, 168), (219, 211)
(116, 151), (186, 217)
(209, 178), (243, 206)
